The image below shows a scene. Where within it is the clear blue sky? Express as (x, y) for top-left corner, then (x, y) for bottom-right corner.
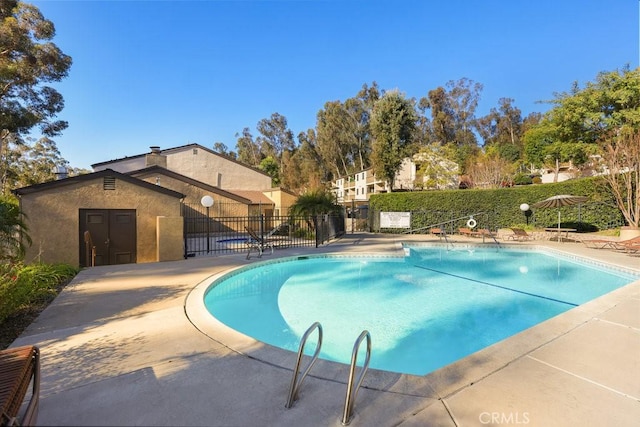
(32, 0), (639, 170)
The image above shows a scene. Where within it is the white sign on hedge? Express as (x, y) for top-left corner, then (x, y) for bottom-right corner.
(380, 211), (411, 229)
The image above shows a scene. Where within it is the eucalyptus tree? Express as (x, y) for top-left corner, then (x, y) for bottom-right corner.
(235, 127), (261, 167)
(347, 81), (381, 170)
(18, 136), (68, 186)
(418, 78), (483, 170)
(292, 129), (325, 191)
(256, 113), (295, 162)
(421, 86), (455, 145)
(370, 90), (418, 188)
(255, 112), (295, 187)
(315, 100), (355, 179)
(213, 141), (236, 159)
(0, 0), (72, 193)
(476, 98), (524, 162)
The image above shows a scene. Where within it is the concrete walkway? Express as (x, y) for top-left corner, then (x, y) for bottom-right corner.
(10, 233), (640, 426)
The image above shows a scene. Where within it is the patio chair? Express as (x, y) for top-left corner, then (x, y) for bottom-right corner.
(245, 227), (275, 259)
(505, 228), (533, 241)
(0, 346), (40, 427)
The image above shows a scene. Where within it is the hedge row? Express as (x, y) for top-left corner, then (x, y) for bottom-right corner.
(368, 176), (624, 233)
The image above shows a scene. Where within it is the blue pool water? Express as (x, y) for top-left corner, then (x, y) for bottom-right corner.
(204, 246), (638, 376)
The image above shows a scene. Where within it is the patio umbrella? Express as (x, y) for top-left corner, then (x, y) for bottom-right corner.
(532, 195), (588, 241)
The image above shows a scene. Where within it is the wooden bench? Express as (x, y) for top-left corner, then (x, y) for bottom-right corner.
(0, 346), (40, 426)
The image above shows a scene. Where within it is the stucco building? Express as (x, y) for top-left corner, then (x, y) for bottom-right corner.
(13, 144), (298, 267)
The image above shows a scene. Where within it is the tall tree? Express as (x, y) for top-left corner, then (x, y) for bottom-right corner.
(0, 0), (72, 193)
(256, 113), (295, 162)
(235, 127), (261, 167)
(370, 90), (418, 188)
(290, 129), (324, 191)
(476, 98), (524, 162)
(255, 112), (295, 185)
(597, 128), (640, 228)
(347, 81), (381, 170)
(19, 136), (68, 186)
(212, 141), (236, 159)
(315, 100), (354, 179)
(544, 67), (640, 145)
(419, 78), (483, 169)
(523, 67), (640, 180)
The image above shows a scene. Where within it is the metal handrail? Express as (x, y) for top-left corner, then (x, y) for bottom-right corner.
(402, 212), (489, 235)
(285, 322), (323, 408)
(341, 330), (371, 425)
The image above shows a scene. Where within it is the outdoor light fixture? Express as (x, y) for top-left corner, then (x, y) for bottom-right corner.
(200, 195), (214, 208)
(201, 196), (214, 253)
(520, 203), (532, 225)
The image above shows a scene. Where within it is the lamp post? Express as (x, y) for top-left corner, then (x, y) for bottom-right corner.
(201, 195), (214, 253)
(520, 203), (531, 225)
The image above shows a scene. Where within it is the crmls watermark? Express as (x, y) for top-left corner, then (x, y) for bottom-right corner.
(479, 411), (530, 425)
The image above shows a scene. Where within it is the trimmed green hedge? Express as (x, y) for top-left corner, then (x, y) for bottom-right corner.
(369, 176), (624, 233)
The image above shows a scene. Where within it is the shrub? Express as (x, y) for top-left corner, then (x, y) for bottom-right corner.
(0, 262), (78, 325)
(368, 176), (623, 232)
(513, 173), (533, 185)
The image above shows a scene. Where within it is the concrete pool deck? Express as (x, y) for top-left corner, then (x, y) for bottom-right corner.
(9, 233), (640, 426)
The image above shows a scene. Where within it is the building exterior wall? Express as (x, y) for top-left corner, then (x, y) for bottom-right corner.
(394, 158), (416, 190)
(18, 177), (182, 267)
(261, 188), (297, 214)
(133, 171), (250, 217)
(156, 216), (184, 262)
(165, 147), (271, 190)
(93, 157), (145, 173)
(93, 145), (272, 191)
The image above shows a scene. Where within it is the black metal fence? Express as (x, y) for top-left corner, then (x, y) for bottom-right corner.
(182, 203), (345, 257)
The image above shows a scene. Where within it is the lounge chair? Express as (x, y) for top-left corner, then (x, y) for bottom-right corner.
(582, 235), (640, 251)
(610, 236), (640, 253)
(430, 228), (447, 239)
(582, 238), (618, 249)
(245, 227), (275, 259)
(476, 229), (497, 238)
(620, 241), (640, 254)
(245, 227), (292, 259)
(505, 228), (533, 241)
(0, 346), (40, 427)
(458, 227), (478, 237)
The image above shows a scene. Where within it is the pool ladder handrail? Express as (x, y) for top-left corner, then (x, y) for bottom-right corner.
(285, 322), (323, 408)
(341, 330), (372, 426)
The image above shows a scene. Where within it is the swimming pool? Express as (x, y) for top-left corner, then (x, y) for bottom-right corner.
(202, 246), (638, 376)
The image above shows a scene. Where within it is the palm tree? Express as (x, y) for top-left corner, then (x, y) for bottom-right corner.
(289, 189), (341, 230)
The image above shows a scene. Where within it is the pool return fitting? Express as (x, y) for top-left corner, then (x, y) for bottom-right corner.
(285, 322), (372, 426)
